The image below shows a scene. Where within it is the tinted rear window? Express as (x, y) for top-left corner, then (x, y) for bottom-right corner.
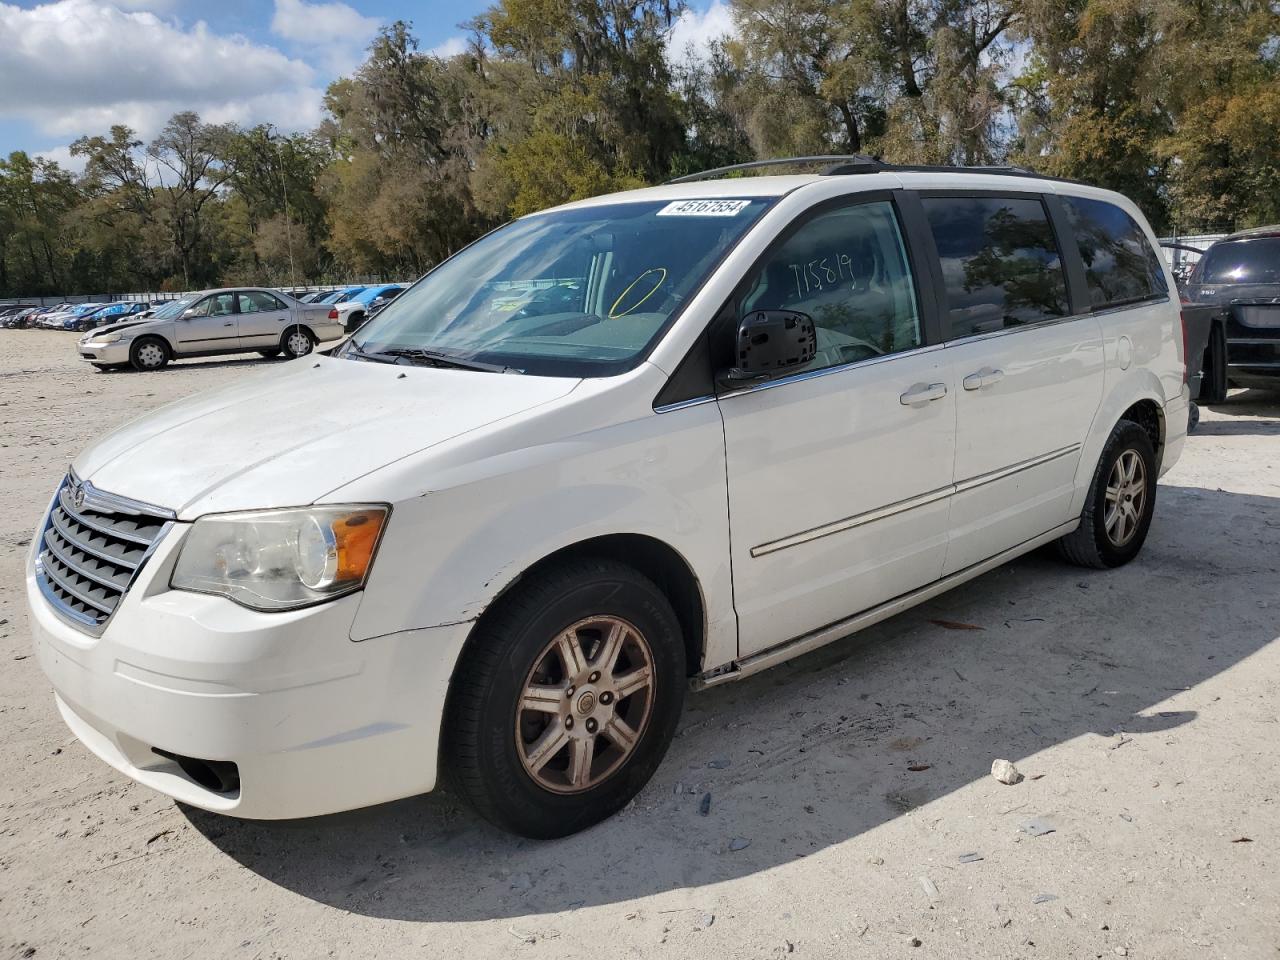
(1198, 238), (1280, 285)
(1064, 197), (1167, 308)
(922, 195), (1069, 338)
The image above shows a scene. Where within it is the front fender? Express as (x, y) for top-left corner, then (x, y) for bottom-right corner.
(344, 394), (737, 670)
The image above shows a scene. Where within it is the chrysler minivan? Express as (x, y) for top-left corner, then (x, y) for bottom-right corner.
(28, 158), (1188, 838)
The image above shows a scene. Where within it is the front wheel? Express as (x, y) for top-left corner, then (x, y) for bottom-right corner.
(257, 348), (281, 359)
(129, 337), (170, 372)
(1056, 419), (1157, 568)
(445, 558), (686, 838)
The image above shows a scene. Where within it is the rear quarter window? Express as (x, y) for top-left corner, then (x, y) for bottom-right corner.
(1063, 197), (1168, 309)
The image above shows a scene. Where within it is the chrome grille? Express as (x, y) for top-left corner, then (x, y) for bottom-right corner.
(35, 474), (173, 634)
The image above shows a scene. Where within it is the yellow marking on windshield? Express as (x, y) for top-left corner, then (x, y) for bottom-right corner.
(609, 268), (668, 319)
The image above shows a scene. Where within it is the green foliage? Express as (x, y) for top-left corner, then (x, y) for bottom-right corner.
(2, 1), (1278, 297)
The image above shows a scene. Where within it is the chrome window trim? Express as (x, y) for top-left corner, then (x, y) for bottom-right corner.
(749, 443), (1081, 558)
(655, 296), (1171, 413)
(716, 342), (946, 402)
(940, 297), (1172, 350)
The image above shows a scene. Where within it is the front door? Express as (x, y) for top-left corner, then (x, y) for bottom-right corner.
(719, 195), (956, 657)
(918, 193), (1105, 574)
(236, 290), (292, 348)
(174, 292), (240, 354)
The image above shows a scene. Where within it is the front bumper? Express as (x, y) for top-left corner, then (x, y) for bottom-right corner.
(78, 340), (132, 364)
(28, 526), (470, 819)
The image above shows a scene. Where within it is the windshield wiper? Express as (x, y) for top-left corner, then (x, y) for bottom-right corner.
(371, 347), (514, 373)
(342, 341), (399, 364)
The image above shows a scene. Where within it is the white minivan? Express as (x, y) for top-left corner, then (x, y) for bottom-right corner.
(27, 158), (1189, 838)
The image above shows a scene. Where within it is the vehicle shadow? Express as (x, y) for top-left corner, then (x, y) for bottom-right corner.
(182, 483), (1280, 922)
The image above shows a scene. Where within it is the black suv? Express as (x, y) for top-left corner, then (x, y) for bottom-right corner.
(1183, 226), (1280, 396)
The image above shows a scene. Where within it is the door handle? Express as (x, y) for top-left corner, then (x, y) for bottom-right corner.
(899, 382), (948, 405)
(962, 367), (1005, 390)
(223, 321), (234, 327)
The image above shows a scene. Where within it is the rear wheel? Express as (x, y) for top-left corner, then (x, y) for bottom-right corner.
(1057, 420), (1157, 568)
(129, 337), (169, 372)
(445, 558), (685, 838)
(281, 326), (315, 359)
(1199, 321), (1228, 404)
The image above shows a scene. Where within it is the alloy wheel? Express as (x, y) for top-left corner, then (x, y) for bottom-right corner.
(515, 616), (655, 794)
(1103, 449), (1146, 547)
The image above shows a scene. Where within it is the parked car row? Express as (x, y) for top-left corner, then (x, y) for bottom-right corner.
(2, 301), (156, 330)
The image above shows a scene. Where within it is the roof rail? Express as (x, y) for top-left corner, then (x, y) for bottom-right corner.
(667, 155), (1087, 187)
(667, 155), (883, 184)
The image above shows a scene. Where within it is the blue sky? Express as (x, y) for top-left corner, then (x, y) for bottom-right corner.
(0, 0), (731, 171)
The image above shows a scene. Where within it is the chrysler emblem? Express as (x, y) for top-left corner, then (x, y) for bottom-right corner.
(71, 483), (86, 511)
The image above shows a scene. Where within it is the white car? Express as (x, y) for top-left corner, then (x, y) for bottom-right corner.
(77, 287), (344, 371)
(27, 158), (1188, 837)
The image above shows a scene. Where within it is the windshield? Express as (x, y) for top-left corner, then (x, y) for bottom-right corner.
(148, 296), (197, 321)
(349, 198), (772, 376)
(1198, 238), (1280, 285)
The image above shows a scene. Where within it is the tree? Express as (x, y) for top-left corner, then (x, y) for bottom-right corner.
(148, 112), (235, 287)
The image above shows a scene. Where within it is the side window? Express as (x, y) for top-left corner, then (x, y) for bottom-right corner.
(922, 195), (1069, 338)
(739, 200), (922, 371)
(187, 297), (214, 318)
(238, 291), (285, 313)
(1063, 197), (1169, 308)
(204, 293), (236, 317)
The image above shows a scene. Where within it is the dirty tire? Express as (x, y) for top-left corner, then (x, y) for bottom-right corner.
(129, 336), (170, 372)
(1198, 321), (1228, 404)
(281, 326), (315, 359)
(445, 558), (685, 839)
(1056, 419), (1157, 569)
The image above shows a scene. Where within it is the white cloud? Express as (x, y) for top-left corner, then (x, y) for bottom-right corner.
(34, 143), (85, 174)
(426, 36), (468, 59)
(666, 0), (736, 66)
(271, 0), (381, 73)
(0, 0), (324, 141)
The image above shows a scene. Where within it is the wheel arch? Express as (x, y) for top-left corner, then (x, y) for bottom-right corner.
(1071, 375), (1168, 517)
(1118, 397), (1163, 465)
(467, 533), (708, 680)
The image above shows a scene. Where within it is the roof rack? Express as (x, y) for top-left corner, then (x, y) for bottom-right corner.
(666, 155), (1083, 186)
(667, 155), (884, 183)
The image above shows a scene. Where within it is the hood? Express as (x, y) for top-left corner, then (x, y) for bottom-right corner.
(74, 356), (580, 518)
(84, 317), (161, 337)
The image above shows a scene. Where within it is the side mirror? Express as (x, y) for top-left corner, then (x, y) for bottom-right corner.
(181, 308), (198, 320)
(721, 309), (817, 384)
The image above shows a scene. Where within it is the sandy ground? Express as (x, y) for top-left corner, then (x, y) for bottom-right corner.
(1, 329), (1278, 960)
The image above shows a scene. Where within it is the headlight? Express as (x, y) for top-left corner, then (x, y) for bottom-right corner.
(171, 505), (389, 611)
(89, 333), (123, 344)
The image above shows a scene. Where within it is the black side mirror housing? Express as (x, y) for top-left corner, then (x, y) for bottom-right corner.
(721, 309), (817, 383)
